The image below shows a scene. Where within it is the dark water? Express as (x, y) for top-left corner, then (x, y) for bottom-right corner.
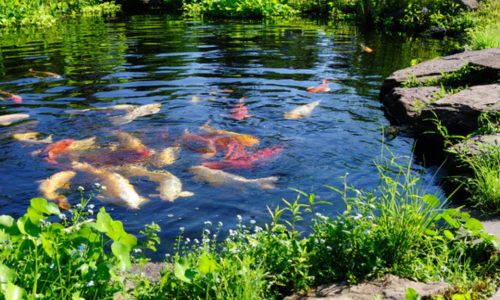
(0, 16), (456, 259)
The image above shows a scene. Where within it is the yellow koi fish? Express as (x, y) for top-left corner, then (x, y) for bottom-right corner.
(13, 132), (53, 144)
(284, 99), (321, 120)
(38, 171), (76, 209)
(0, 114), (29, 126)
(187, 165), (278, 189)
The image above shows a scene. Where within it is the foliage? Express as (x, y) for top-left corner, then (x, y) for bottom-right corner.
(466, 23), (500, 50)
(183, 0), (297, 18)
(0, 0), (120, 28)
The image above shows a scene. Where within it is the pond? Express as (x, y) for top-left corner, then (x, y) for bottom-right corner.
(0, 16), (456, 260)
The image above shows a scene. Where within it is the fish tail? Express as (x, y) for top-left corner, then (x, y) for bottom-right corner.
(256, 176), (279, 189)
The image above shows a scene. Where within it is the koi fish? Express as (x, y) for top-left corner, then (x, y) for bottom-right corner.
(115, 132), (150, 156)
(230, 97), (250, 120)
(126, 166), (193, 202)
(72, 162), (147, 209)
(0, 114), (29, 126)
(29, 69), (61, 79)
(203, 146), (283, 170)
(191, 95), (202, 102)
(148, 146), (181, 168)
(67, 136), (97, 151)
(284, 99), (321, 120)
(37, 139), (74, 164)
(187, 165), (279, 189)
(359, 43), (373, 53)
(199, 125), (260, 147)
(208, 90), (234, 95)
(109, 103), (162, 125)
(13, 132), (53, 144)
(306, 79), (330, 93)
(0, 90), (22, 103)
(180, 129), (217, 154)
(38, 171), (76, 210)
(65, 104), (138, 114)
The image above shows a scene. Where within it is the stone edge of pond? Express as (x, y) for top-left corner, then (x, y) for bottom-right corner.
(380, 47), (500, 300)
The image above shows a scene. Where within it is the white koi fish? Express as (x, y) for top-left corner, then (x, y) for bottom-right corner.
(72, 162), (147, 209)
(13, 132), (53, 144)
(284, 99), (321, 120)
(148, 146), (181, 168)
(110, 103), (162, 125)
(187, 165), (278, 189)
(0, 114), (29, 126)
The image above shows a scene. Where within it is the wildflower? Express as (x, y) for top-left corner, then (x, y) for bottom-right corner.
(204, 221), (212, 226)
(249, 241), (258, 247)
(185, 238), (191, 243)
(102, 186), (107, 191)
(369, 204), (376, 209)
(86, 280), (94, 287)
(88, 209), (94, 215)
(320, 239), (325, 243)
(326, 246), (332, 250)
(422, 7), (428, 13)
(355, 189), (361, 195)
(50, 263), (55, 269)
(78, 244), (85, 252)
(353, 214), (362, 220)
(216, 278), (221, 283)
(94, 183), (100, 188)
(363, 229), (370, 235)
(315, 239), (319, 244)
(133, 248), (142, 253)
(237, 215), (242, 221)
(165, 253), (170, 257)
(58, 214), (67, 220)
(205, 229), (211, 234)
(288, 259), (293, 263)
(229, 229), (236, 236)
(88, 204), (95, 209)
(250, 220), (256, 224)
(218, 221), (223, 226)
(194, 238), (200, 244)
(78, 186), (84, 191)
(254, 226), (263, 232)
(180, 227), (185, 231)
(76, 204), (83, 209)
(68, 209), (74, 215)
(268, 281), (274, 286)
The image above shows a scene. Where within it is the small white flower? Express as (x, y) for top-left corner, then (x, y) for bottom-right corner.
(353, 214), (362, 221)
(218, 221), (223, 226)
(194, 238), (200, 244)
(76, 204), (83, 209)
(237, 215), (242, 221)
(78, 186), (84, 191)
(78, 244), (85, 252)
(250, 220), (256, 224)
(88, 204), (95, 209)
(49, 263), (55, 269)
(326, 246), (332, 250)
(369, 204), (376, 209)
(355, 189), (362, 195)
(34, 294), (42, 298)
(216, 278), (221, 283)
(204, 221), (212, 226)
(315, 239), (319, 244)
(254, 226), (263, 232)
(268, 281), (274, 286)
(58, 214), (67, 220)
(363, 229), (370, 235)
(94, 183), (100, 188)
(101, 186), (107, 191)
(288, 259), (292, 263)
(68, 209), (74, 215)
(320, 239), (325, 243)
(185, 238), (191, 243)
(133, 248), (142, 253)
(86, 280), (94, 287)
(180, 227), (185, 231)
(87, 209), (94, 215)
(205, 229), (211, 234)
(165, 253), (170, 257)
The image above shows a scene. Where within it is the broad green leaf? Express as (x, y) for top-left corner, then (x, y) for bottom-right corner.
(0, 264), (17, 293)
(424, 229), (437, 236)
(0, 215), (14, 228)
(198, 254), (221, 274)
(464, 218), (483, 231)
(443, 230), (454, 240)
(405, 287), (420, 300)
(5, 282), (27, 300)
(174, 258), (194, 283)
(75, 227), (100, 243)
(441, 213), (460, 229)
(422, 194), (439, 208)
(96, 208), (112, 233)
(106, 221), (136, 249)
(72, 291), (84, 300)
(30, 197), (59, 215)
(26, 207), (45, 225)
(41, 235), (56, 257)
(17, 216), (40, 237)
(410, 59), (419, 66)
(0, 231), (10, 243)
(111, 241), (132, 271)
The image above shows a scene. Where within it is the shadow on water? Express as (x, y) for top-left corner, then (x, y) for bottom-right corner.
(0, 16), (458, 260)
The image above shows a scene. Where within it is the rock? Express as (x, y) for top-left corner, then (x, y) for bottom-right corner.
(284, 275), (450, 300)
(382, 86), (442, 124)
(415, 84), (500, 136)
(379, 48), (500, 100)
(446, 133), (500, 173)
(426, 27), (447, 38)
(454, 0), (479, 10)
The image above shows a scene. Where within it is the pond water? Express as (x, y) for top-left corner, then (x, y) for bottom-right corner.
(0, 16), (456, 260)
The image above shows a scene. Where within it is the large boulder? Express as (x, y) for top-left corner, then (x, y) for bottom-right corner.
(379, 48), (500, 100)
(454, 0), (479, 10)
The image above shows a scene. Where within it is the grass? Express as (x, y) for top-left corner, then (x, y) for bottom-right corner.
(466, 23), (500, 50)
(1, 148), (499, 300)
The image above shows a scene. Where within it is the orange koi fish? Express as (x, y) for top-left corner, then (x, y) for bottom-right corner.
(0, 90), (22, 103)
(306, 79), (330, 93)
(180, 129), (217, 154)
(38, 171), (76, 210)
(200, 125), (260, 148)
(203, 146), (283, 170)
(29, 69), (61, 79)
(230, 97), (250, 120)
(359, 43), (373, 53)
(39, 139), (75, 164)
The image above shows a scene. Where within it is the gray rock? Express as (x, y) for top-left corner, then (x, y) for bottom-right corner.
(382, 86), (442, 124)
(454, 0), (479, 10)
(284, 275), (450, 300)
(416, 84), (500, 136)
(379, 48), (500, 100)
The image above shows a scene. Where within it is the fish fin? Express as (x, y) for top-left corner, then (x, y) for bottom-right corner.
(201, 153), (215, 160)
(179, 191), (194, 197)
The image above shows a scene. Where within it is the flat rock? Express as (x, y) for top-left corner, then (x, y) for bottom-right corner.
(416, 84), (500, 136)
(454, 0), (479, 10)
(382, 86), (442, 124)
(380, 48), (500, 99)
(284, 275), (449, 300)
(446, 133), (500, 173)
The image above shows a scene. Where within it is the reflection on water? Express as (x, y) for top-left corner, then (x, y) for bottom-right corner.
(0, 16), (456, 259)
